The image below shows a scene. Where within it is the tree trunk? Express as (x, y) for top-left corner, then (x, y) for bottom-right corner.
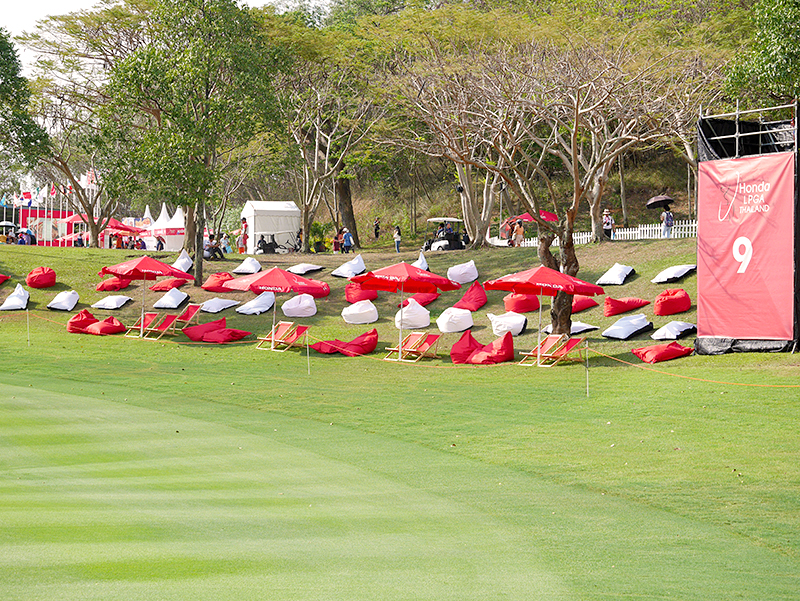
(193, 200), (204, 287)
(335, 163), (359, 249)
(619, 154), (629, 227)
(184, 204), (197, 253)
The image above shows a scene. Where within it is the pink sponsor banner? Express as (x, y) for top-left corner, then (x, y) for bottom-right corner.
(697, 152), (795, 339)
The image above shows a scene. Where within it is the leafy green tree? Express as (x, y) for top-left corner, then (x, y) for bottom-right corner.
(105, 0), (285, 281)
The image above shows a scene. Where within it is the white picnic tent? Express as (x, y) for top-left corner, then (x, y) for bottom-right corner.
(241, 201), (301, 254)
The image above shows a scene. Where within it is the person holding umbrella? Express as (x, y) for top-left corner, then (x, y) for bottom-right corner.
(660, 204), (674, 239)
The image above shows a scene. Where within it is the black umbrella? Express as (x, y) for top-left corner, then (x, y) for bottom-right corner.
(646, 195), (673, 209)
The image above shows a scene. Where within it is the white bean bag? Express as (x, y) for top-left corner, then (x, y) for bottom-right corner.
(288, 263), (323, 275)
(436, 307), (474, 333)
(651, 264), (697, 284)
(543, 321), (598, 335)
(47, 290), (79, 311)
(282, 293), (317, 318)
(394, 298), (430, 329)
(91, 295), (133, 310)
(596, 262), (635, 286)
(341, 299), (379, 325)
(171, 249), (193, 273)
(0, 284), (30, 311)
(447, 260), (478, 284)
(331, 254), (366, 278)
(487, 311), (528, 337)
(201, 298), (240, 313)
(153, 287), (189, 309)
(651, 321), (697, 340)
(411, 251), (428, 271)
(602, 314), (653, 340)
(232, 257), (262, 274)
(236, 291), (275, 315)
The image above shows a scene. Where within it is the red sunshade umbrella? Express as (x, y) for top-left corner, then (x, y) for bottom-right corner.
(485, 265), (603, 365)
(351, 262), (460, 361)
(99, 256), (195, 337)
(513, 211), (558, 223)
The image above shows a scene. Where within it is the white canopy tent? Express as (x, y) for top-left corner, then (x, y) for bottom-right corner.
(146, 203), (186, 251)
(241, 201), (301, 254)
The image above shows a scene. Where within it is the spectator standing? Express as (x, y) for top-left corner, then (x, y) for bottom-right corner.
(513, 220), (525, 247)
(342, 228), (354, 253)
(393, 226), (401, 253)
(374, 218), (380, 239)
(660, 205), (674, 239)
(602, 208), (615, 240)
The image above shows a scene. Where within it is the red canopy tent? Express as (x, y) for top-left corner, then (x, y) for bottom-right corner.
(351, 262), (460, 361)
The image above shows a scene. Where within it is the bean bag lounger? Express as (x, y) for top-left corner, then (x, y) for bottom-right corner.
(596, 263), (635, 286)
(399, 292), (440, 308)
(232, 257), (262, 275)
(85, 316), (126, 336)
(26, 266), (56, 289)
(171, 249), (193, 273)
(604, 296), (650, 317)
(91, 295), (133, 310)
(411, 252), (428, 271)
(149, 277), (189, 291)
(651, 264), (697, 284)
(0, 273), (9, 285)
(436, 307), (474, 333)
(47, 290), (79, 311)
(201, 297), (240, 314)
(236, 291), (275, 315)
(453, 281), (487, 312)
(503, 293), (540, 313)
(153, 288), (189, 310)
(331, 254), (366, 278)
(572, 295), (599, 313)
(450, 331), (514, 365)
(447, 260), (479, 284)
(651, 321), (697, 341)
(202, 328), (252, 344)
(542, 320), (598, 335)
(342, 299), (379, 325)
(202, 272), (234, 292)
(282, 293), (317, 318)
(288, 263), (324, 275)
(312, 329), (379, 357)
(67, 309), (99, 333)
(97, 276), (133, 291)
(653, 288), (691, 316)
(602, 314), (653, 340)
(487, 311), (527, 337)
(297, 278), (330, 299)
(394, 298), (430, 329)
(183, 318), (226, 341)
(345, 282), (378, 304)
(632, 341), (693, 364)
(450, 330), (485, 364)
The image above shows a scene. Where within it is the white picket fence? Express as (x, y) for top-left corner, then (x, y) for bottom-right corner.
(490, 219), (697, 248)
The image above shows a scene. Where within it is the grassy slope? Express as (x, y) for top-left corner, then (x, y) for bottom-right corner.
(0, 242), (799, 599)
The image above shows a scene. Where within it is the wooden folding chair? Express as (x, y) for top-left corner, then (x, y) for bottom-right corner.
(142, 314), (179, 341)
(255, 321), (297, 350)
(384, 331), (427, 361)
(405, 333), (441, 362)
(174, 303), (201, 331)
(125, 312), (160, 338)
(272, 325), (310, 352)
(538, 337), (586, 367)
(518, 334), (568, 365)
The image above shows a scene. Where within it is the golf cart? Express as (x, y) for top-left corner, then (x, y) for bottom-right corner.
(423, 217), (468, 251)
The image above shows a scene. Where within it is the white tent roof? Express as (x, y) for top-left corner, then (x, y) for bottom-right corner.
(241, 201), (301, 254)
(152, 203), (170, 229)
(167, 206), (185, 231)
(142, 205), (153, 222)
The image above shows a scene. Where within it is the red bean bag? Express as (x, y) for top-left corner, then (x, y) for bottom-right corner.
(604, 296), (650, 317)
(453, 281), (487, 312)
(202, 272), (234, 292)
(0, 273), (9, 285)
(26, 266), (57, 289)
(311, 329), (379, 357)
(653, 288), (691, 316)
(503, 293), (540, 313)
(67, 309), (99, 334)
(202, 328), (252, 344)
(632, 342), (693, 364)
(450, 330), (485, 364)
(84, 316), (126, 336)
(150, 278), (189, 291)
(465, 332), (515, 365)
(399, 292), (440, 307)
(97, 276), (133, 291)
(182, 318), (226, 341)
(345, 282), (378, 303)
(572, 295), (599, 313)
(296, 279), (331, 298)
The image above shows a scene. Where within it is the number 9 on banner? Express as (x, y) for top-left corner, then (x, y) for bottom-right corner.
(732, 236), (753, 273)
